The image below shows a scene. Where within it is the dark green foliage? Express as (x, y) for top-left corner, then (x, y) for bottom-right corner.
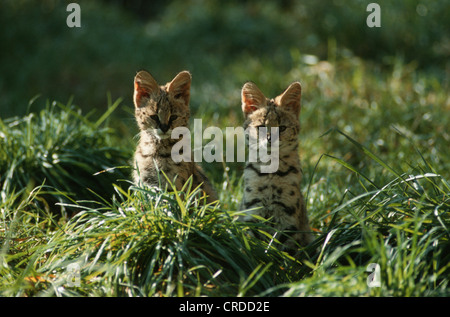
(1, 0), (448, 117)
(0, 99), (130, 215)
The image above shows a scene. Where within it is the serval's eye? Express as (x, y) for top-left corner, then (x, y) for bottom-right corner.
(150, 115), (159, 123)
(169, 115), (178, 122)
(279, 126), (287, 132)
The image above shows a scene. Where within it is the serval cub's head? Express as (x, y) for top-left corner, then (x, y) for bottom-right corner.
(241, 81), (302, 153)
(134, 70), (191, 140)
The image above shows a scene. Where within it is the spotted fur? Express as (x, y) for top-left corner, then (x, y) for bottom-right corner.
(240, 81), (313, 250)
(132, 70), (217, 203)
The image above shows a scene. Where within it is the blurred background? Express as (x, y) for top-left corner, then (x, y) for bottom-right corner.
(0, 0), (449, 187)
(1, 0), (448, 118)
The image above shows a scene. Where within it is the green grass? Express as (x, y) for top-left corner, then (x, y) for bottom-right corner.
(1, 0), (449, 297)
(12, 182), (292, 297)
(0, 98), (129, 216)
(1, 96), (448, 296)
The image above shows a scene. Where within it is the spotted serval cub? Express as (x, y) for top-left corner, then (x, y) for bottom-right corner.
(133, 70), (217, 203)
(240, 81), (313, 250)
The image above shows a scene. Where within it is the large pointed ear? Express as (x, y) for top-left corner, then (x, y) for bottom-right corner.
(134, 70), (159, 108)
(168, 71), (192, 105)
(275, 82), (302, 116)
(241, 82), (266, 117)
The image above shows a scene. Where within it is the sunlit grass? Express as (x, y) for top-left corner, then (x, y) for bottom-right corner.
(1, 105), (448, 296)
(0, 0), (449, 297)
(2, 178), (298, 297)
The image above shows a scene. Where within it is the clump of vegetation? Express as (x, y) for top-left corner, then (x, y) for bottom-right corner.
(0, 0), (448, 297)
(1, 104), (448, 296)
(10, 182), (297, 297)
(0, 99), (129, 215)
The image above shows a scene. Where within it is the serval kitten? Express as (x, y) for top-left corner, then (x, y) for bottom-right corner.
(133, 70), (217, 203)
(240, 81), (313, 250)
